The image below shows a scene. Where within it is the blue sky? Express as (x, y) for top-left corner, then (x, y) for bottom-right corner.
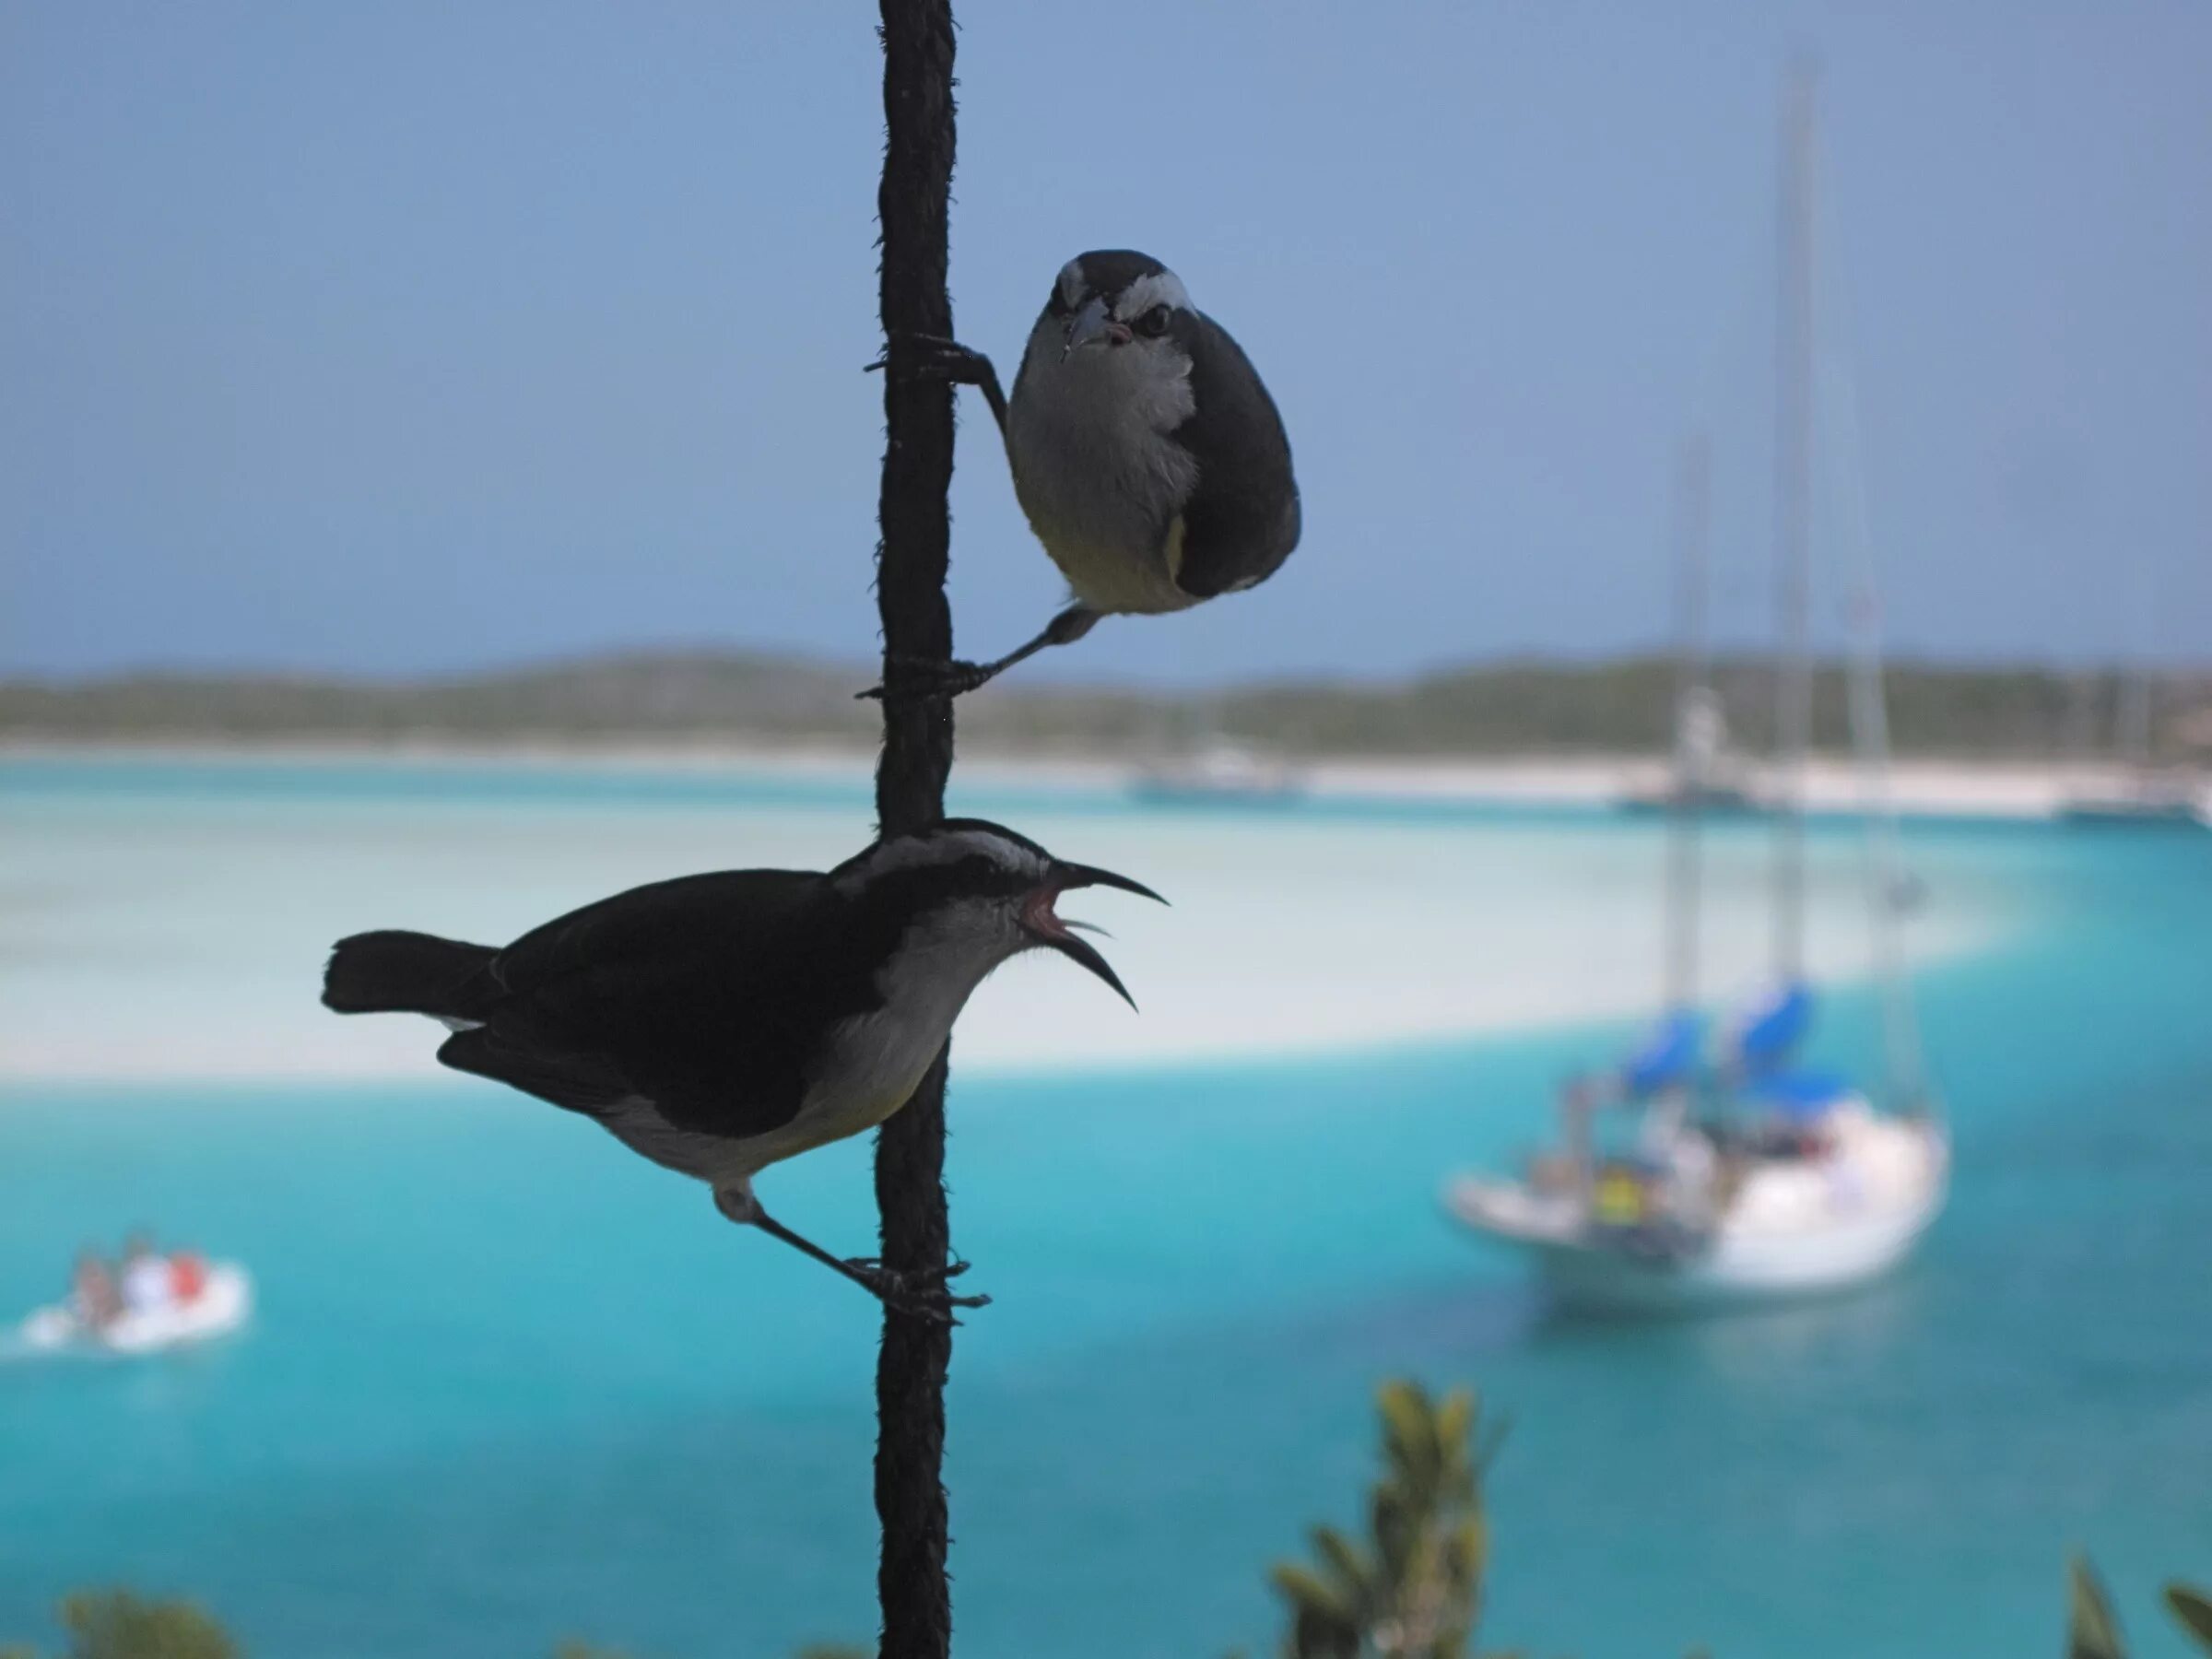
(3, 1), (2207, 683)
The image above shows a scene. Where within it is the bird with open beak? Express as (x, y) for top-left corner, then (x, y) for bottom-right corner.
(321, 818), (1162, 1320)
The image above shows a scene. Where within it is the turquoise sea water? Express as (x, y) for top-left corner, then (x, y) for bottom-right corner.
(2, 759), (2207, 1657)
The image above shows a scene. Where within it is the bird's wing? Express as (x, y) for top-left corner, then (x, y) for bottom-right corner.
(489, 869), (824, 996)
(436, 1025), (760, 1182)
(436, 1024), (635, 1118)
(1166, 311), (1301, 600)
(485, 869), (882, 1145)
(440, 977), (827, 1148)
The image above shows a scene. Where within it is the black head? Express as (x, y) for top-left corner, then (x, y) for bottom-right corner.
(1042, 249), (1194, 359)
(831, 818), (1165, 1006)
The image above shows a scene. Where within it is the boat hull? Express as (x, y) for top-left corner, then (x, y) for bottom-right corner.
(18, 1264), (253, 1356)
(1524, 1189), (1940, 1314)
(1128, 780), (1303, 808)
(1446, 1117), (1948, 1317)
(1614, 786), (1767, 818)
(2056, 801), (2206, 829)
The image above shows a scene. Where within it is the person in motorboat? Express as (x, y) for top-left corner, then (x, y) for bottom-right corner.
(119, 1233), (176, 1318)
(70, 1248), (121, 1332)
(21, 1237), (244, 1357)
(170, 1248), (209, 1302)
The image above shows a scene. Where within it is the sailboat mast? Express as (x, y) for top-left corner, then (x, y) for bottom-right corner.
(1771, 63), (1818, 983)
(2114, 547), (2160, 769)
(2116, 660), (2155, 768)
(1665, 434), (1712, 1014)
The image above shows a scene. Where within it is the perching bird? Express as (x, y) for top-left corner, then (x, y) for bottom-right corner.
(865, 249), (1300, 698)
(321, 818), (1161, 1320)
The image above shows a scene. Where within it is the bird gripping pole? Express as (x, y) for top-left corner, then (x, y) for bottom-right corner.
(871, 2), (959, 1655)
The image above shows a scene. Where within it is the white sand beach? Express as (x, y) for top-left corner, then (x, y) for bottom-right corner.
(0, 752), (2023, 1084)
(9, 734), (2193, 818)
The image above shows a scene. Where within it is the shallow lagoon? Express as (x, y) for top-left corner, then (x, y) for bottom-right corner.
(3, 758), (2206, 1657)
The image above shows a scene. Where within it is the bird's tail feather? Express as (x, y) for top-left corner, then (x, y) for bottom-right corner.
(323, 930), (499, 1018)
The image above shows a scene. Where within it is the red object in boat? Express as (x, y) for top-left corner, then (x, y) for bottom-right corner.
(170, 1252), (208, 1302)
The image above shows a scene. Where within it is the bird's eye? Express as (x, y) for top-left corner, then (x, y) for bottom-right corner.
(1136, 304), (1172, 337)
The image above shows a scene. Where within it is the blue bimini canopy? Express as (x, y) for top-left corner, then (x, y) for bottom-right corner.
(1733, 982), (1815, 1074)
(1749, 1068), (1852, 1120)
(1620, 1009), (1703, 1098)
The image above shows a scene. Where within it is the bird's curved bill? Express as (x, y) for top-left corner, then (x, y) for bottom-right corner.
(1024, 864), (1166, 1009)
(1041, 928), (1134, 1008)
(1062, 296), (1130, 358)
(1054, 864), (1168, 906)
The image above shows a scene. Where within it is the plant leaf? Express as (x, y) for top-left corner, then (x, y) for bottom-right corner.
(1270, 1562), (1360, 1630)
(2166, 1583), (2212, 1654)
(2068, 1553), (2127, 1659)
(1309, 1525), (1373, 1602)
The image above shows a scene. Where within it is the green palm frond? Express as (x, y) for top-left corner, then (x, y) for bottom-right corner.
(2068, 1554), (2127, 1659)
(1262, 1379), (1491, 1659)
(2167, 1583), (2212, 1654)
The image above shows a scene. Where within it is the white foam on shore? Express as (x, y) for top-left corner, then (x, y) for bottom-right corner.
(0, 774), (2017, 1085)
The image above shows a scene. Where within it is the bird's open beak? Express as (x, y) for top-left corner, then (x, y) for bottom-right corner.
(1022, 864), (1167, 1009)
(1062, 296), (1133, 359)
(1056, 863), (1168, 906)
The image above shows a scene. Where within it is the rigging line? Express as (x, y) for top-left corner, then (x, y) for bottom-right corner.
(1819, 288), (1935, 1118)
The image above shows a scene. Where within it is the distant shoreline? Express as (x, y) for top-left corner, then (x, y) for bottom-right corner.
(8, 647), (2209, 770)
(4, 735), (2194, 821)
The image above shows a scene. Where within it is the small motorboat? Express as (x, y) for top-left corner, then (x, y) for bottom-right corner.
(18, 1263), (253, 1357)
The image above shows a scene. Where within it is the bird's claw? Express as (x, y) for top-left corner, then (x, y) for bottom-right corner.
(856, 653), (998, 703)
(864, 331), (994, 386)
(843, 1255), (972, 1287)
(891, 1288), (992, 1327)
(845, 1256), (989, 1325)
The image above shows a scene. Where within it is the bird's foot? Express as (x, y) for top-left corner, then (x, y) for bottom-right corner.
(856, 653), (1000, 703)
(842, 1255), (977, 1290)
(843, 1256), (990, 1324)
(864, 331), (995, 387)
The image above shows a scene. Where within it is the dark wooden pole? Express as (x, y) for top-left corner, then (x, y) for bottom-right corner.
(871, 2), (959, 1654)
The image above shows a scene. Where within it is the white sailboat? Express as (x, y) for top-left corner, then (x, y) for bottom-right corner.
(1615, 440), (1767, 818)
(2056, 661), (2206, 827)
(1445, 67), (1947, 1315)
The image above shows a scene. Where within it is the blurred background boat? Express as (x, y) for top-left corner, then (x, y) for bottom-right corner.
(1613, 455), (1766, 818)
(1129, 709), (1307, 806)
(2055, 769), (2207, 829)
(1450, 67), (1947, 1314)
(2054, 544), (2207, 828)
(2053, 653), (2206, 826)
(18, 1262), (253, 1359)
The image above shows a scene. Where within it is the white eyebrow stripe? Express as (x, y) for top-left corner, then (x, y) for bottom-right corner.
(1056, 260), (1088, 311)
(834, 829), (1048, 894)
(1113, 270), (1190, 320)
